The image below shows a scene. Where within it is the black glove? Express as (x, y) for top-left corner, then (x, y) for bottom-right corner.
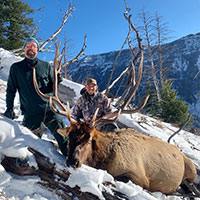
(4, 109), (16, 120)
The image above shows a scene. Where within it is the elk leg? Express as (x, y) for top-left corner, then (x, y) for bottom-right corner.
(115, 171), (150, 190)
(128, 171), (150, 190)
(115, 173), (131, 183)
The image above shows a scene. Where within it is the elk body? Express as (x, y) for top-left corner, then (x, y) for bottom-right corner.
(58, 122), (197, 194)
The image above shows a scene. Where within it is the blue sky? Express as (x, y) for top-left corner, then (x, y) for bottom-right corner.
(24, 0), (200, 61)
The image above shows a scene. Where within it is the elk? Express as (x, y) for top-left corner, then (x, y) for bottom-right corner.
(58, 120), (197, 194)
(32, 43), (198, 195)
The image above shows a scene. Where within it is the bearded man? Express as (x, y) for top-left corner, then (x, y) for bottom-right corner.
(4, 37), (67, 156)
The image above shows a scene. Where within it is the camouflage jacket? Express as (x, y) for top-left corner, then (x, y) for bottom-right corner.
(72, 91), (112, 122)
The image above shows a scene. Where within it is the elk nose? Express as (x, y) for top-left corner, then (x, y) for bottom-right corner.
(67, 158), (79, 168)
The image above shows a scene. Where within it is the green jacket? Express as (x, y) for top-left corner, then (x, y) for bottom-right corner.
(6, 58), (54, 117)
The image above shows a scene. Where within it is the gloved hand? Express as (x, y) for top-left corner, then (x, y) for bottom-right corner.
(3, 109), (16, 120)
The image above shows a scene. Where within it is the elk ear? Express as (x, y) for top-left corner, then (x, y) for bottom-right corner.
(57, 127), (70, 137)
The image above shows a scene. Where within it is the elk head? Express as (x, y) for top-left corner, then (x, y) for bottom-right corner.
(58, 121), (95, 168)
(56, 107), (121, 168)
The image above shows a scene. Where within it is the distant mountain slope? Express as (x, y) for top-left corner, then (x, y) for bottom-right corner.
(67, 32), (200, 127)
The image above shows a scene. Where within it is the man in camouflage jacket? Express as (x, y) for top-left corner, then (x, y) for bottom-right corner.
(72, 78), (114, 131)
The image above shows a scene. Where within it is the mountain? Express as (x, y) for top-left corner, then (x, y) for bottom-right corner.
(67, 32), (200, 128)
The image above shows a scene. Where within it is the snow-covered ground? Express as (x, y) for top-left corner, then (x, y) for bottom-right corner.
(0, 48), (199, 200)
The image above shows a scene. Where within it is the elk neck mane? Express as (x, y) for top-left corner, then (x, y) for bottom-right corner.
(90, 128), (140, 169)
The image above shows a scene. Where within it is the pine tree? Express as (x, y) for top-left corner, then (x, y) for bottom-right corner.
(146, 80), (192, 127)
(159, 80), (192, 126)
(0, 0), (36, 50)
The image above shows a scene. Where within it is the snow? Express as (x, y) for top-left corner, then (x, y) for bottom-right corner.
(0, 48), (22, 81)
(0, 48), (200, 200)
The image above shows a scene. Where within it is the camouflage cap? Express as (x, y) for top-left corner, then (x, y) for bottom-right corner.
(86, 78), (97, 85)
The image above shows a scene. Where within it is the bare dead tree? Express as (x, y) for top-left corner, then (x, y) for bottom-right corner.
(138, 8), (161, 102)
(102, 67), (129, 96)
(47, 34), (86, 77)
(18, 1), (86, 78)
(39, 2), (74, 52)
(154, 13), (171, 86)
(63, 34), (68, 78)
(167, 114), (192, 143)
(61, 34), (87, 68)
(12, 1), (75, 56)
(155, 14), (164, 86)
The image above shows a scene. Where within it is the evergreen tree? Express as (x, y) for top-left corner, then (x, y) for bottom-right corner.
(146, 80), (192, 127)
(0, 0), (36, 50)
(159, 80), (192, 126)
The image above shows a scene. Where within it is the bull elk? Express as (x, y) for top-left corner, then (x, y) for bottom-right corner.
(33, 43), (197, 195)
(58, 120), (197, 194)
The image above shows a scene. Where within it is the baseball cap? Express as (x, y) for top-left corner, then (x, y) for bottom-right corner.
(86, 78), (97, 85)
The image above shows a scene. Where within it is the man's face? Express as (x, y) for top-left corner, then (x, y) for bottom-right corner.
(85, 83), (98, 95)
(24, 41), (38, 59)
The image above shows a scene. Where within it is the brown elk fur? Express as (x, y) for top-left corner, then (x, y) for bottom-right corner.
(58, 123), (197, 194)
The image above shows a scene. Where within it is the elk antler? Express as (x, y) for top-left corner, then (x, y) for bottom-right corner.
(32, 42), (76, 124)
(91, 7), (149, 128)
(92, 51), (149, 128)
(93, 95), (149, 128)
(90, 108), (122, 128)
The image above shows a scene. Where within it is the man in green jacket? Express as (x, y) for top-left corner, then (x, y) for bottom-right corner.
(4, 37), (67, 156)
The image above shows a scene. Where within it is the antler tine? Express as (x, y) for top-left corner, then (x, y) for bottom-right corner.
(33, 67), (49, 100)
(121, 94), (149, 114)
(49, 98), (77, 124)
(66, 102), (77, 124)
(121, 50), (144, 110)
(93, 109), (121, 128)
(58, 53), (65, 73)
(90, 108), (100, 127)
(53, 42), (61, 98)
(92, 94), (149, 128)
(49, 96), (68, 116)
(33, 65), (67, 117)
(33, 42), (78, 124)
